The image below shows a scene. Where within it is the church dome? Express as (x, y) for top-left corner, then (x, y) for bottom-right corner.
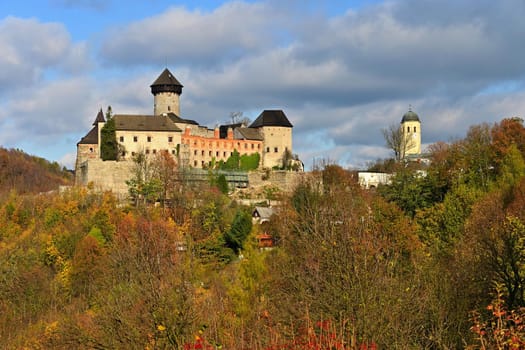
(401, 109), (420, 122)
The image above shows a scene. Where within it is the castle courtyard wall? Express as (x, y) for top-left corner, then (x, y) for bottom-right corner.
(77, 159), (134, 196)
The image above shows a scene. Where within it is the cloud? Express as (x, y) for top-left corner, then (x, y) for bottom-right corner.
(0, 77), (97, 146)
(0, 16), (92, 95)
(6, 0), (525, 170)
(99, 2), (281, 67)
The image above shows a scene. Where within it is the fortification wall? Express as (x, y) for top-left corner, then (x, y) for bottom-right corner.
(77, 159), (305, 199)
(248, 170), (304, 192)
(77, 159), (134, 196)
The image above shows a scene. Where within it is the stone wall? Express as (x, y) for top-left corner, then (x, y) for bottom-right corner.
(77, 159), (306, 199)
(248, 170), (304, 192)
(77, 159), (134, 196)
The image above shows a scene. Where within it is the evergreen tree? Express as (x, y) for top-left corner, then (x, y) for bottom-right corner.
(100, 106), (118, 161)
(216, 174), (229, 194)
(224, 209), (252, 254)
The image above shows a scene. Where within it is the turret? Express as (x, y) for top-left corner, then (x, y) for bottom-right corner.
(150, 68), (183, 116)
(400, 106), (421, 156)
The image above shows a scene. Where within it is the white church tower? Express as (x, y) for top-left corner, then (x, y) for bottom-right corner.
(400, 106), (421, 157)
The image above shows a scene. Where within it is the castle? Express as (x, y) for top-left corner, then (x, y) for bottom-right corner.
(75, 69), (296, 192)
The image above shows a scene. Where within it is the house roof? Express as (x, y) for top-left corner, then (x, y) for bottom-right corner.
(235, 127), (263, 141)
(150, 68), (183, 95)
(78, 126), (98, 145)
(219, 123), (243, 138)
(113, 114), (182, 132)
(166, 112), (199, 125)
(249, 110), (293, 128)
(252, 206), (274, 220)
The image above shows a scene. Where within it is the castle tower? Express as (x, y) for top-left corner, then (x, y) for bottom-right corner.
(400, 106), (421, 157)
(150, 68), (183, 116)
(249, 110), (293, 168)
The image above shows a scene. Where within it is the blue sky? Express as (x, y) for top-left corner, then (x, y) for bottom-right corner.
(1, 0), (525, 170)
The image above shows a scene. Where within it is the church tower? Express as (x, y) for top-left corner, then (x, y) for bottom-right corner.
(150, 68), (183, 116)
(400, 106), (421, 157)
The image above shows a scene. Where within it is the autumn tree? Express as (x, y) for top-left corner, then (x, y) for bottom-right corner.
(126, 151), (162, 206)
(491, 117), (525, 174)
(267, 174), (431, 348)
(382, 122), (415, 161)
(151, 150), (179, 206)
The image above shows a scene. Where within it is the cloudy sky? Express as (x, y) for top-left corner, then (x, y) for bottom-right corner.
(1, 0), (525, 170)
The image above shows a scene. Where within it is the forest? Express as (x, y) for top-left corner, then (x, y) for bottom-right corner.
(2, 118), (525, 349)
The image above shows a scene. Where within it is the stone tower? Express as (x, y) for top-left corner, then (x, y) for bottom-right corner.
(400, 106), (421, 156)
(249, 110), (293, 168)
(150, 68), (183, 116)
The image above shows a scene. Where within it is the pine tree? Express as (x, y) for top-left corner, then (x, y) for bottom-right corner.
(100, 106), (118, 161)
(224, 209), (252, 254)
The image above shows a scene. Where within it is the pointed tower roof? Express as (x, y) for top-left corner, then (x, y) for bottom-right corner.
(249, 110), (293, 128)
(79, 110), (105, 145)
(150, 68), (183, 95)
(93, 109), (105, 125)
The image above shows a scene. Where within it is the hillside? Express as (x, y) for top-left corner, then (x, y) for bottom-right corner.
(0, 147), (72, 195)
(3, 117), (525, 348)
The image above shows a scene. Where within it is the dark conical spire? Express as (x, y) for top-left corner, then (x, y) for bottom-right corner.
(150, 68), (183, 95)
(93, 108), (105, 125)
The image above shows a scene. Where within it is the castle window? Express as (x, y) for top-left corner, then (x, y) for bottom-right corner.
(133, 136), (138, 142)
(194, 150), (197, 156)
(244, 143), (248, 149)
(168, 136), (173, 142)
(251, 144), (254, 149)
(121, 151), (126, 157)
(168, 106), (171, 111)
(119, 136), (124, 142)
(201, 161), (205, 166)
(274, 147), (278, 153)
(147, 136), (152, 142)
(223, 152), (227, 157)
(201, 150), (204, 156)
(414, 127), (417, 133)
(266, 147), (270, 153)
(132, 152), (135, 156)
(257, 144), (260, 149)
(172, 150), (176, 155)
(152, 149), (156, 154)
(194, 161), (197, 167)
(216, 151), (219, 157)
(89, 147), (93, 152)
(407, 127), (410, 133)
(146, 149), (150, 154)
(209, 151), (212, 156)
